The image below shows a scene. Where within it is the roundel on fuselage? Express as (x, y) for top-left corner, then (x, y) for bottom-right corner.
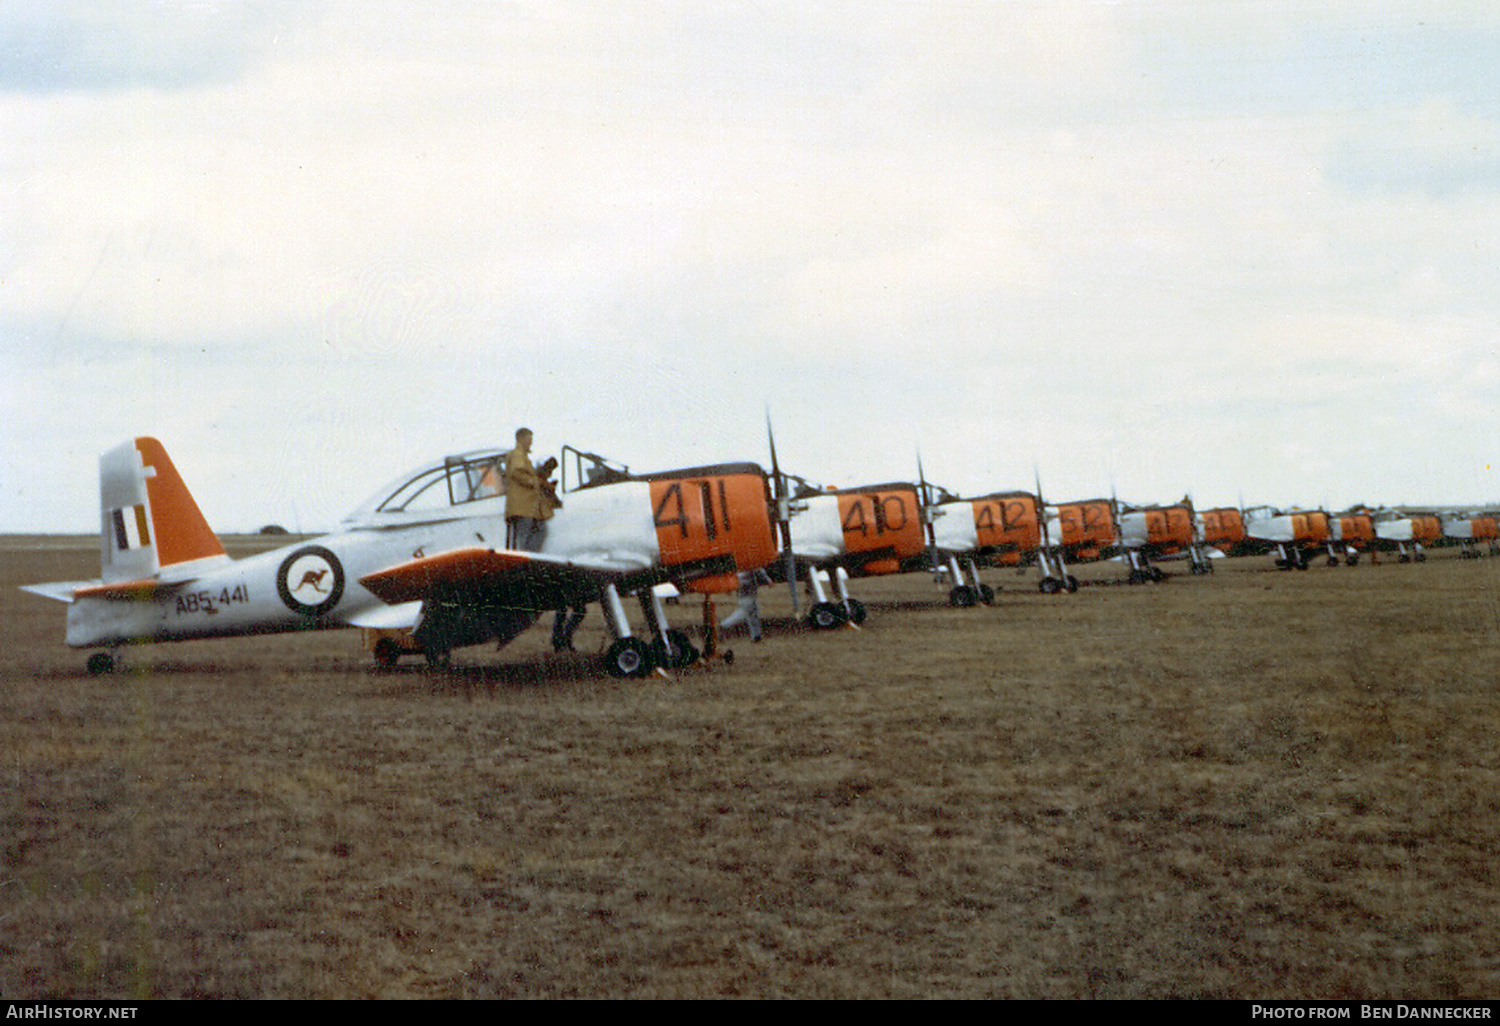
(277, 545), (345, 617)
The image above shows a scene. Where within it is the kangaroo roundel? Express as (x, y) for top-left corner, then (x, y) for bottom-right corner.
(277, 546), (345, 616)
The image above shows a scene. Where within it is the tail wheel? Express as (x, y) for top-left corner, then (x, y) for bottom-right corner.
(809, 601), (848, 629)
(605, 637), (654, 678)
(948, 586), (977, 608)
(651, 629), (699, 669)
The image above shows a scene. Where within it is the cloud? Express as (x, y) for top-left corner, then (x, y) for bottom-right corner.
(0, 2), (293, 94)
(5, 2), (1500, 531)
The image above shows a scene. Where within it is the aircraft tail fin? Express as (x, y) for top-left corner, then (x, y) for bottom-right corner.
(99, 437), (228, 583)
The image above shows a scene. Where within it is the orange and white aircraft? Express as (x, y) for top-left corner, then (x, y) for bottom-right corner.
(22, 437), (778, 677)
(1441, 511), (1500, 559)
(1326, 509), (1377, 565)
(1242, 505), (1334, 569)
(923, 482), (1077, 598)
(1115, 499), (1214, 581)
(769, 471), (928, 626)
(761, 422), (929, 627)
(1371, 508), (1442, 563)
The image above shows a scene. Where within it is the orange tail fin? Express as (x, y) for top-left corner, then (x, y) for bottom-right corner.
(100, 437), (226, 582)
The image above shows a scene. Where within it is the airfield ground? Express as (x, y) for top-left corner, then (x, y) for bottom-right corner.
(2, 536), (1498, 999)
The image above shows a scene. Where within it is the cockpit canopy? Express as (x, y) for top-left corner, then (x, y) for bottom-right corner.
(341, 449), (508, 526)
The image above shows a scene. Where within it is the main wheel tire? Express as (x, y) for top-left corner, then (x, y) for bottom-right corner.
(652, 629), (699, 669)
(844, 598), (868, 624)
(87, 652), (115, 675)
(1039, 577), (1061, 595)
(809, 601), (848, 630)
(949, 586), (977, 608)
(373, 638), (402, 668)
(605, 637), (654, 678)
(978, 584), (996, 605)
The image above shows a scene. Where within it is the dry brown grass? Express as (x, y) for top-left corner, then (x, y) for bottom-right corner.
(3, 537), (1499, 998)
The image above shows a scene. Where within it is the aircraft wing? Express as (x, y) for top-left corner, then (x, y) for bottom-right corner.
(358, 545), (708, 613)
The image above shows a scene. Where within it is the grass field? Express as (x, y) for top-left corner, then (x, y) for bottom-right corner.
(3, 536), (1498, 998)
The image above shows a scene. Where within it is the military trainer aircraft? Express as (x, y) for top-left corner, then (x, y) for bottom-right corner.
(1441, 510), (1500, 558)
(760, 423), (929, 628)
(1115, 498), (1214, 581)
(22, 437), (779, 677)
(922, 481), (1077, 598)
(1242, 505), (1333, 570)
(1328, 508), (1377, 565)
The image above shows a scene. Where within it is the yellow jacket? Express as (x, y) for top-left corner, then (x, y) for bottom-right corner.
(504, 446), (547, 521)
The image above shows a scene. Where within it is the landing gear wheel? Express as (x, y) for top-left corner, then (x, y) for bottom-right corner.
(1149, 566), (1167, 582)
(651, 629), (699, 669)
(809, 601), (848, 630)
(948, 586), (977, 608)
(87, 652), (115, 675)
(605, 637), (654, 678)
(1346, 554), (1359, 566)
(978, 584), (996, 605)
(843, 598), (868, 624)
(1065, 576), (1079, 593)
(1039, 577), (1062, 595)
(373, 638), (402, 668)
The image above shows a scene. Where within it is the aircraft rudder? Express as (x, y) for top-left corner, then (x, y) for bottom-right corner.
(98, 437), (226, 581)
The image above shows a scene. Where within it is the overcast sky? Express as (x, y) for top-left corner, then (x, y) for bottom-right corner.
(3, 1), (1498, 533)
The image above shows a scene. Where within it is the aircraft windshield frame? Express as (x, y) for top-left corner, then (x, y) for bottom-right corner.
(362, 450), (507, 515)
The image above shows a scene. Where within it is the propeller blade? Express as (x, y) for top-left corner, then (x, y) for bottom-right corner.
(766, 413), (800, 615)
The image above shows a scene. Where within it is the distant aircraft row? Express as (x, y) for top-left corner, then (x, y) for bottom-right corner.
(21, 436), (1500, 678)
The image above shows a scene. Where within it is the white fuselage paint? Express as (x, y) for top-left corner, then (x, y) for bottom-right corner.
(786, 494), (848, 561)
(929, 501), (979, 553)
(64, 487), (663, 649)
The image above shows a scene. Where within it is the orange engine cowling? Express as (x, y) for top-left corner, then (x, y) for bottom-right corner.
(836, 487), (927, 562)
(1201, 507), (1246, 550)
(1057, 499), (1115, 558)
(1142, 506), (1194, 551)
(1335, 512), (1376, 548)
(1475, 516), (1500, 543)
(971, 492), (1042, 555)
(1289, 510), (1331, 545)
(1409, 515), (1442, 546)
(649, 466), (778, 592)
